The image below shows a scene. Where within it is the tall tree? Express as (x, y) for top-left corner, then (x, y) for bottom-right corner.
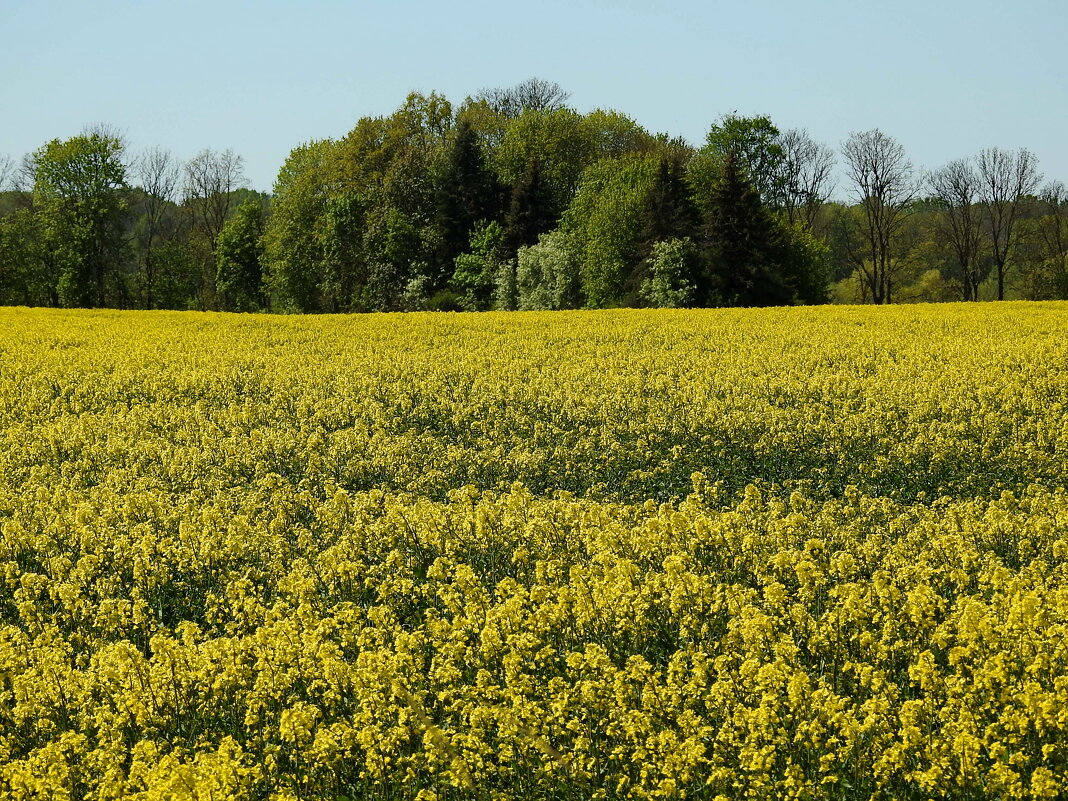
(1032, 181), (1068, 298)
(516, 229), (582, 310)
(703, 114), (785, 204)
(582, 109), (657, 160)
(132, 147), (183, 308)
(701, 150), (792, 306)
(637, 157), (699, 251)
(321, 192), (367, 312)
(475, 77), (571, 118)
(776, 128), (835, 228)
(494, 107), (595, 214)
(928, 159), (986, 301)
(435, 120), (501, 282)
(215, 199), (266, 311)
(504, 158), (556, 258)
(183, 148), (245, 308)
(263, 140), (335, 312)
(630, 157), (700, 302)
(977, 147), (1042, 300)
(561, 154), (657, 308)
(32, 130), (129, 307)
(0, 208), (50, 305)
(841, 129), (917, 304)
(184, 148), (245, 254)
(0, 154), (14, 194)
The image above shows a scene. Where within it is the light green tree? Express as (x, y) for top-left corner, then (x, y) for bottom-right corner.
(562, 154), (657, 307)
(640, 237), (699, 308)
(32, 130), (129, 307)
(516, 230), (582, 310)
(263, 140), (336, 311)
(215, 200), (266, 311)
(453, 220), (508, 310)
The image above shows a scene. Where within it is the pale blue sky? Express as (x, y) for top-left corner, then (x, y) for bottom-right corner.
(2, 0), (1065, 193)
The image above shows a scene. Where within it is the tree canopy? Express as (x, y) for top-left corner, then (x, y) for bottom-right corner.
(1, 80), (1063, 311)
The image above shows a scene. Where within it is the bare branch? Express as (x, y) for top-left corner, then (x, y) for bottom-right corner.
(183, 148), (246, 252)
(475, 78), (571, 118)
(841, 129), (918, 303)
(0, 154), (14, 193)
(977, 147), (1042, 299)
(778, 128), (835, 227)
(928, 158), (985, 300)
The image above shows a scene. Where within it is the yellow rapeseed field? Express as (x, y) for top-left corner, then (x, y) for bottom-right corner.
(1, 303), (1067, 800)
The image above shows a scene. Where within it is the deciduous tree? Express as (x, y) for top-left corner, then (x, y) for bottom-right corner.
(977, 147), (1041, 300)
(183, 148), (245, 254)
(32, 130), (129, 307)
(777, 128), (835, 228)
(133, 147), (183, 308)
(928, 158), (986, 300)
(841, 129), (917, 304)
(215, 199), (266, 311)
(475, 77), (570, 118)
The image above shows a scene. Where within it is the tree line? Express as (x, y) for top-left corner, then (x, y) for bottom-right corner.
(2, 79), (1066, 311)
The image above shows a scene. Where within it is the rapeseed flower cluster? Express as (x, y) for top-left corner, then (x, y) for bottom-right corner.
(1, 303), (1067, 799)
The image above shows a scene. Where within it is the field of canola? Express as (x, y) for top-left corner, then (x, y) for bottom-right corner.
(1, 303), (1068, 800)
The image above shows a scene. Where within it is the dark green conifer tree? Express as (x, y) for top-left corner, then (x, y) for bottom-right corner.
(638, 158), (699, 249)
(701, 151), (792, 307)
(503, 158), (557, 258)
(435, 120), (500, 287)
(625, 157), (700, 303)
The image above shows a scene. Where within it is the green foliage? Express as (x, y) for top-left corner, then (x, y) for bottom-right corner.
(494, 108), (595, 214)
(146, 240), (200, 310)
(503, 158), (556, 257)
(493, 259), (519, 311)
(215, 200), (266, 312)
(363, 206), (425, 311)
(639, 236), (700, 308)
(515, 230), (582, 310)
(562, 154), (658, 308)
(263, 140), (336, 312)
(630, 158), (701, 299)
(703, 113), (785, 204)
(32, 131), (128, 307)
(320, 192), (367, 312)
(453, 220), (508, 310)
(638, 158), (700, 250)
(0, 207), (52, 306)
(779, 220), (832, 304)
(581, 109), (657, 160)
(23, 87), (1061, 313)
(702, 151), (792, 306)
(435, 120), (501, 280)
(698, 151), (830, 308)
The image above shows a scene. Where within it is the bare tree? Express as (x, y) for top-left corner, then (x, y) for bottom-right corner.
(134, 147), (182, 307)
(777, 128), (835, 228)
(0, 154), (14, 193)
(841, 129), (918, 304)
(183, 148), (245, 253)
(475, 78), (570, 118)
(13, 153), (37, 194)
(976, 147), (1041, 300)
(928, 158), (986, 301)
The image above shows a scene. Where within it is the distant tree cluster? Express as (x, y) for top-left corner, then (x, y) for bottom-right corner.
(1, 80), (1065, 311)
(0, 127), (267, 311)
